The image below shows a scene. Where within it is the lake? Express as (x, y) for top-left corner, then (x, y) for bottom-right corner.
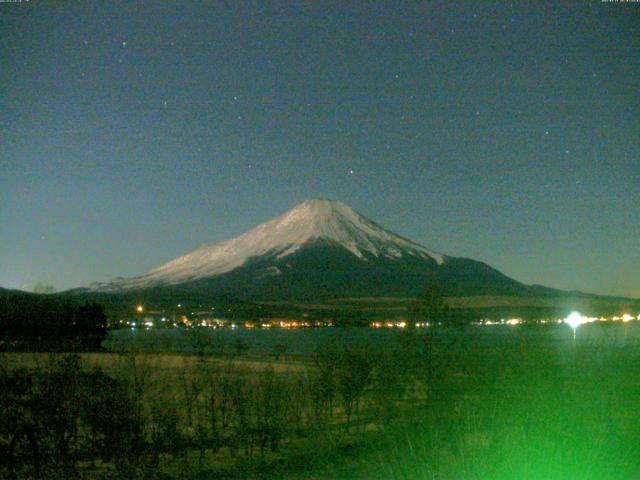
(105, 321), (640, 356)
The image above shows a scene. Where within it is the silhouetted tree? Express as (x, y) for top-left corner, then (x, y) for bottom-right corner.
(408, 282), (457, 327)
(336, 346), (373, 433)
(0, 295), (107, 350)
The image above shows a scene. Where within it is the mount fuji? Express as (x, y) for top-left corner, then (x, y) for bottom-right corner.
(85, 199), (539, 301)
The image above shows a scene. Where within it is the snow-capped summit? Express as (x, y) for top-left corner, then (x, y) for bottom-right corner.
(93, 199), (445, 291)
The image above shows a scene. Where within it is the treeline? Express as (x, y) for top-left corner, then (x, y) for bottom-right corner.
(0, 294), (107, 350)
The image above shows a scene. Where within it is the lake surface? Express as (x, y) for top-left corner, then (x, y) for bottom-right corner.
(105, 322), (640, 356)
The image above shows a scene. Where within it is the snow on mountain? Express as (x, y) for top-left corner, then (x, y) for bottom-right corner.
(93, 199), (445, 291)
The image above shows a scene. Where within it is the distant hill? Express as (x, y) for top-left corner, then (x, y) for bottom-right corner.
(0, 287), (33, 297)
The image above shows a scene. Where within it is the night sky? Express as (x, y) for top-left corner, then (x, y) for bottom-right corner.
(1, 1), (638, 297)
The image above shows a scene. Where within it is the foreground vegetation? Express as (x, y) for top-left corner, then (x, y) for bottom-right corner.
(2, 325), (640, 478)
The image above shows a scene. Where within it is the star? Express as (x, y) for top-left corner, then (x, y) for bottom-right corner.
(544, 130), (550, 135)
(122, 41), (127, 47)
(349, 169), (354, 175)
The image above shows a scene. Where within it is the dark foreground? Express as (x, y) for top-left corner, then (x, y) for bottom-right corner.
(2, 325), (640, 479)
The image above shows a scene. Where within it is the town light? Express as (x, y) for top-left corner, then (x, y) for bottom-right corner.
(565, 311), (586, 330)
(565, 311), (589, 340)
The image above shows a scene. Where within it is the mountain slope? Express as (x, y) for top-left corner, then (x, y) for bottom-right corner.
(158, 240), (529, 301)
(85, 199), (551, 301)
(92, 199), (446, 292)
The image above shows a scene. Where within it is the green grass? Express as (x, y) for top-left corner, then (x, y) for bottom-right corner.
(321, 336), (640, 479)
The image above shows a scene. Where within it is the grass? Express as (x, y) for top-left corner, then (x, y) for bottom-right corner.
(3, 325), (640, 478)
(321, 331), (640, 479)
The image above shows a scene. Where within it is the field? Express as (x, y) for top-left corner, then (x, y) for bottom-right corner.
(3, 324), (640, 479)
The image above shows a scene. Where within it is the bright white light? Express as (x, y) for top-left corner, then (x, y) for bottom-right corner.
(565, 311), (586, 330)
(621, 314), (633, 323)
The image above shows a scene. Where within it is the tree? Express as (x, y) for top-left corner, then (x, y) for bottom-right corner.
(0, 354), (142, 477)
(408, 282), (455, 327)
(72, 301), (108, 349)
(336, 346), (373, 433)
(0, 296), (107, 350)
(75, 302), (107, 334)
